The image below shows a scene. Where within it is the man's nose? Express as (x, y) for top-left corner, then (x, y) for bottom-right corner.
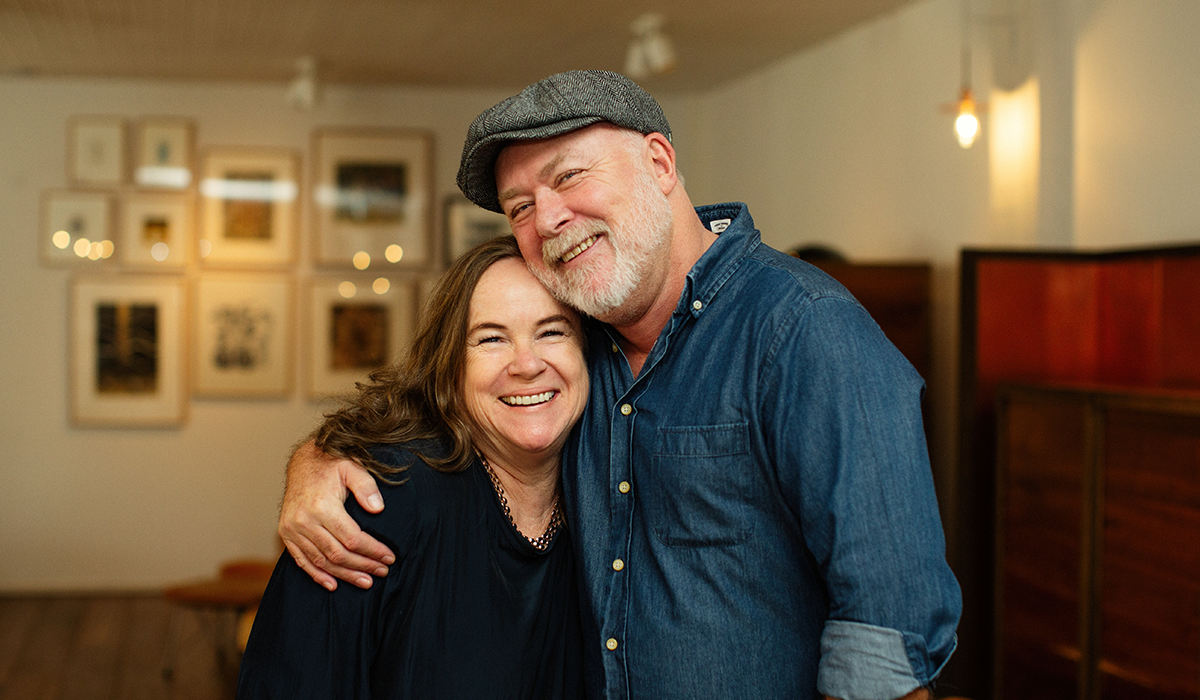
(534, 191), (572, 239)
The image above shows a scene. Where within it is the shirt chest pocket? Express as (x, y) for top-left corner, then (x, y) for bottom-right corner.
(647, 422), (756, 548)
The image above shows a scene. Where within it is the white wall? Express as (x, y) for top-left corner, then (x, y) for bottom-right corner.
(1075, 0), (1200, 246)
(3, 0), (1200, 600)
(0, 77), (515, 591)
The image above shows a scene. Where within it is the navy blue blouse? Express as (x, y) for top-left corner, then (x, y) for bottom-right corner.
(237, 442), (586, 699)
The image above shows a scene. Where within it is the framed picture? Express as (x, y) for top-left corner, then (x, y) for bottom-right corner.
(70, 275), (187, 427)
(445, 195), (511, 264)
(134, 118), (195, 189)
(307, 275), (416, 397)
(193, 273), (293, 397)
(68, 116), (126, 187)
(118, 191), (193, 269)
(199, 147), (299, 266)
(40, 190), (116, 267)
(311, 128), (433, 270)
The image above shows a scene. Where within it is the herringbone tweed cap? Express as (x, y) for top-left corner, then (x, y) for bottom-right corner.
(456, 70), (671, 213)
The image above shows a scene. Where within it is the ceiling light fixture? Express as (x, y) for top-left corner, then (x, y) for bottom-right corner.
(624, 13), (676, 80)
(944, 0), (986, 148)
(287, 56), (319, 111)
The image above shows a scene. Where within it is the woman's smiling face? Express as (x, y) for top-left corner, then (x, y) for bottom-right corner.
(462, 257), (587, 467)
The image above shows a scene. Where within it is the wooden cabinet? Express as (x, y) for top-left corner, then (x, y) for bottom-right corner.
(996, 383), (1200, 700)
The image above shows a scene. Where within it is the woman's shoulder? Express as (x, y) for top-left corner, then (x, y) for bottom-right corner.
(348, 440), (483, 551)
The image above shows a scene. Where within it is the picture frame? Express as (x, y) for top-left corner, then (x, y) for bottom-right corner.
(71, 275), (188, 427)
(307, 275), (416, 397)
(444, 195), (511, 264)
(118, 191), (193, 269)
(311, 128), (433, 270)
(134, 117), (195, 189)
(68, 116), (126, 187)
(199, 147), (299, 266)
(40, 190), (117, 267)
(193, 273), (293, 397)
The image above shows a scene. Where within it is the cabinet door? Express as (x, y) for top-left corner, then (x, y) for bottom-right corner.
(1100, 409), (1200, 700)
(997, 392), (1088, 700)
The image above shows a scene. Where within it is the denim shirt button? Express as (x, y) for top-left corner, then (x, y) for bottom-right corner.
(620, 403), (633, 416)
(692, 299), (703, 311)
(610, 342), (619, 353)
(618, 481), (631, 494)
(612, 559), (624, 571)
(606, 638), (619, 651)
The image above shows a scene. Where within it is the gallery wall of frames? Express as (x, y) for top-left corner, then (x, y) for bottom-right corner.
(46, 115), (510, 428)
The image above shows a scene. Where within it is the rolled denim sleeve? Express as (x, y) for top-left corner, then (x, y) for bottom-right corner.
(764, 293), (961, 699)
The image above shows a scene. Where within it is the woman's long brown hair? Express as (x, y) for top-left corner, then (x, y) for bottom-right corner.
(312, 235), (523, 480)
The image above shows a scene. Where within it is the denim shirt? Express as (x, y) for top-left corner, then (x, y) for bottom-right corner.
(561, 203), (960, 700)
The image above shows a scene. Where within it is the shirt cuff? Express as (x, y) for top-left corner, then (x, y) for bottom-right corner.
(816, 620), (937, 700)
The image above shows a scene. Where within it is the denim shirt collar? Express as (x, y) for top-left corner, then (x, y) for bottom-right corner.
(597, 202), (761, 376)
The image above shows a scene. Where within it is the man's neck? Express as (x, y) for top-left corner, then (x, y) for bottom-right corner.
(611, 214), (718, 377)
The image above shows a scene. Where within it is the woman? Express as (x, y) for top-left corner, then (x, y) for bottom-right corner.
(237, 236), (589, 699)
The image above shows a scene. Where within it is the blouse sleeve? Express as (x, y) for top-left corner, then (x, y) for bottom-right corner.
(236, 551), (386, 700)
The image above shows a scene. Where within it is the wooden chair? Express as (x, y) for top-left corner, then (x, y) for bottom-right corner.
(160, 558), (276, 681)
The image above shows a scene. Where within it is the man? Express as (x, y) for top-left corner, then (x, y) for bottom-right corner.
(280, 70), (960, 700)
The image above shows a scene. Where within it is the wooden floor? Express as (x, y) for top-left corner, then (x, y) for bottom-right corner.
(0, 594), (240, 700)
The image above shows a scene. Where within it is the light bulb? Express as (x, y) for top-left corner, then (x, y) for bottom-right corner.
(955, 89), (979, 148)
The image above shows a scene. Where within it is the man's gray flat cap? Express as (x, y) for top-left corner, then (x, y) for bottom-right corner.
(456, 70), (671, 213)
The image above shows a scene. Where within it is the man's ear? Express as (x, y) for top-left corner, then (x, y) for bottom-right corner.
(643, 132), (678, 195)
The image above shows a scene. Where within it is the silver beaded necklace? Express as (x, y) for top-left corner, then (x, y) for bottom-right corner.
(479, 453), (563, 550)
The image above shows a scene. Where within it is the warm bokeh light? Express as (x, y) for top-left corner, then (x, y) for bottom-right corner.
(385, 244), (403, 263)
(151, 242), (170, 261)
(199, 239), (212, 258)
(73, 238), (91, 258)
(52, 230), (71, 249)
(99, 240), (115, 259)
(956, 111), (980, 148)
(955, 89), (980, 148)
(87, 242), (104, 260)
(353, 251), (371, 270)
(372, 277), (390, 295)
(338, 281), (357, 299)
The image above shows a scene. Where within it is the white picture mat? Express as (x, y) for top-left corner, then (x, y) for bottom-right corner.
(307, 277), (415, 397)
(119, 191), (193, 268)
(41, 190), (115, 267)
(446, 198), (510, 263)
(312, 130), (432, 269)
(71, 276), (187, 427)
(199, 148), (298, 265)
(69, 117), (125, 186)
(135, 118), (194, 189)
(193, 273), (293, 397)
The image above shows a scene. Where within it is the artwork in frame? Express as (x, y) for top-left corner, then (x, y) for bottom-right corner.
(193, 273), (293, 397)
(307, 276), (416, 397)
(134, 118), (195, 189)
(118, 191), (193, 269)
(445, 195), (511, 264)
(311, 128), (433, 270)
(68, 116), (126, 187)
(71, 275), (187, 427)
(199, 147), (299, 266)
(40, 190), (117, 267)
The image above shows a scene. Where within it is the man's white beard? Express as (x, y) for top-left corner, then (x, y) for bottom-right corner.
(534, 172), (673, 323)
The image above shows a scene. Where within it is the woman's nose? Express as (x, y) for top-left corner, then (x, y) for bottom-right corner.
(508, 341), (547, 376)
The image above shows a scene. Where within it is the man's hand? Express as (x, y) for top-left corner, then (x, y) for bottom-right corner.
(278, 440), (395, 591)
